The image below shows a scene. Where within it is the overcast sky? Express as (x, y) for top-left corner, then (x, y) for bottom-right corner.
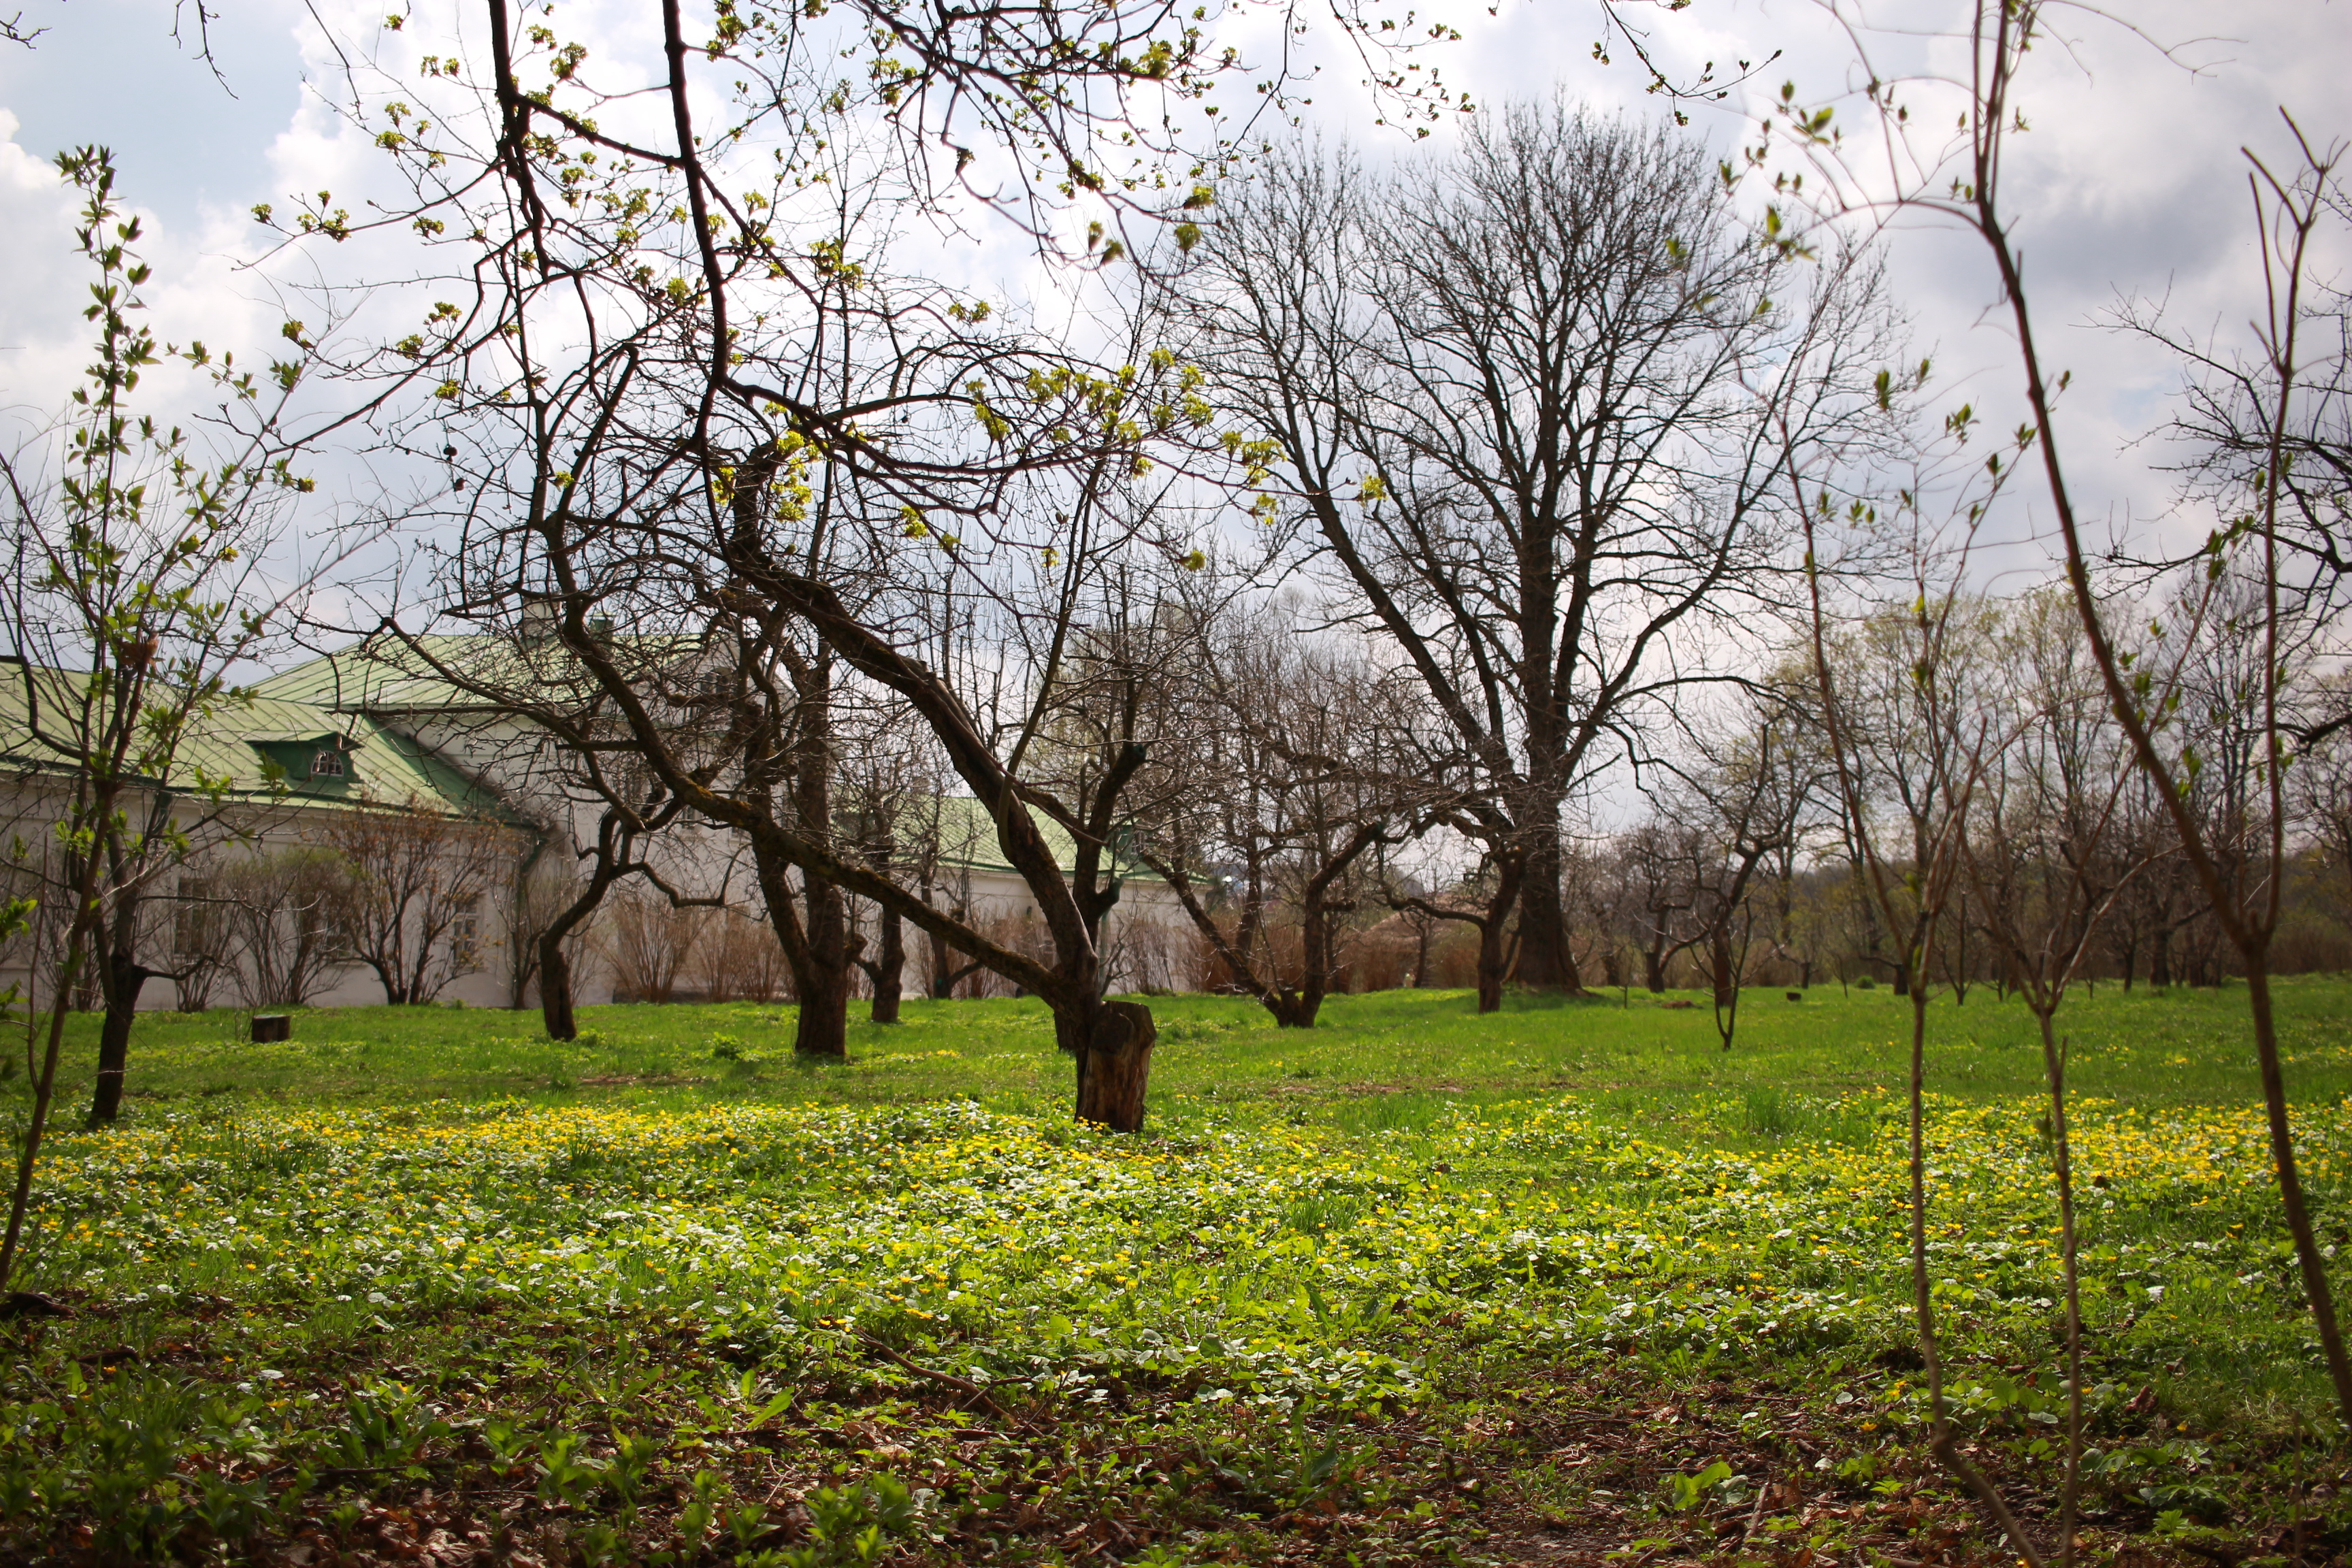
(1, 0), (2345, 593)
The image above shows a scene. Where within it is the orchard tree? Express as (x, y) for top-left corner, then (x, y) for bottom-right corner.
(1131, 595), (1446, 1026)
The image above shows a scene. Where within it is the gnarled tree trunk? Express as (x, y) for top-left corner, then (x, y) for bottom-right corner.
(540, 936), (579, 1041)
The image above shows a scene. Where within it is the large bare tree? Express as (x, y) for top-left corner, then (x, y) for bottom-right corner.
(1189, 103), (1897, 997)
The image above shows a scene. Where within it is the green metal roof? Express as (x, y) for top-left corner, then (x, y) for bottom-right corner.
(255, 635), (599, 714)
(909, 794), (1075, 877)
(0, 664), (506, 819)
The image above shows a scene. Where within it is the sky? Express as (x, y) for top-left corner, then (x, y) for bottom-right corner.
(0, 0), (2346, 606)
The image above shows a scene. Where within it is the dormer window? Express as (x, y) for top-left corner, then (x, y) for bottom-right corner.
(248, 727), (363, 784)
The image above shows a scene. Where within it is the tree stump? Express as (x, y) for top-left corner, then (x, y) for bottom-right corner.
(1075, 1001), (1156, 1132)
(251, 1014), (291, 1043)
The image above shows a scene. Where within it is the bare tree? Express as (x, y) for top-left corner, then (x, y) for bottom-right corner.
(1384, 845), (1524, 1015)
(216, 847), (352, 1009)
(1665, 696), (1807, 1049)
(1191, 104), (1896, 998)
(2293, 672), (2352, 909)
(1132, 598), (1439, 1026)
(321, 804), (518, 1005)
(527, 794), (712, 1036)
(2120, 184), (2352, 748)
(838, 734), (926, 1024)
(2100, 775), (2198, 990)
(1616, 816), (1701, 995)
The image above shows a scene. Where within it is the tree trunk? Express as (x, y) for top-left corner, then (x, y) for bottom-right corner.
(2246, 960), (2352, 1426)
(790, 878), (856, 1058)
(751, 832), (860, 1059)
(536, 849), (632, 1041)
(0, 911), (95, 1290)
(86, 895), (152, 1127)
(2150, 931), (2172, 989)
(2031, 1003), (2087, 1567)
(1892, 957), (1911, 998)
(1514, 826), (1582, 991)
(1709, 925), (1735, 1011)
(1644, 947), (1666, 994)
(1071, 999), (1156, 1132)
(795, 958), (853, 1058)
(540, 933), (578, 1041)
(1275, 893), (1335, 1028)
(869, 904), (904, 1024)
(1414, 919), (1431, 987)
(88, 976), (150, 1127)
(1474, 920), (1509, 1014)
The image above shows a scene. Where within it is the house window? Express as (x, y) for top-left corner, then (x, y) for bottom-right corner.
(310, 748), (344, 778)
(451, 898), (481, 970)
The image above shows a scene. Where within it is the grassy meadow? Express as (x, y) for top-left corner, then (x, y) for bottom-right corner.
(3, 977), (2349, 1565)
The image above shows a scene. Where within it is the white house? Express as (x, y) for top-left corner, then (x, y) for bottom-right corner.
(0, 666), (527, 1011)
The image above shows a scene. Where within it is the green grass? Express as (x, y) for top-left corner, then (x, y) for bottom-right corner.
(2, 978), (2348, 1565)
(52, 971), (2352, 1127)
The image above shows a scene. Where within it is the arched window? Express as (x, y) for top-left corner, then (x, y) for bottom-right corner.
(310, 748), (344, 778)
